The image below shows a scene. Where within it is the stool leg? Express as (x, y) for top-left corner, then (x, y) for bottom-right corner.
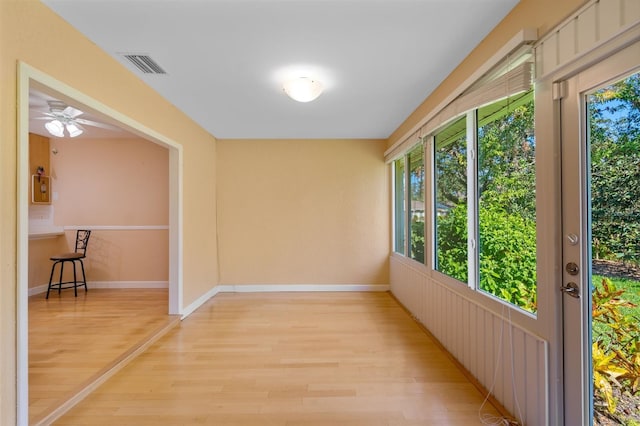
(46, 261), (57, 299)
(58, 262), (65, 295)
(73, 261), (78, 297)
(79, 259), (88, 293)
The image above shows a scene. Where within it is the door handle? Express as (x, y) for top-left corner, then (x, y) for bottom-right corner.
(561, 282), (580, 298)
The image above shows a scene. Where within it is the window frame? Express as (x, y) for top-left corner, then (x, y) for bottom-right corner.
(392, 157), (407, 256)
(392, 141), (427, 265)
(392, 89), (537, 315)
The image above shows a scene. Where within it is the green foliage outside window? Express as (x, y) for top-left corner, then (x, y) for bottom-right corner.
(589, 74), (640, 423)
(435, 116), (468, 283)
(435, 91), (537, 312)
(478, 91), (537, 312)
(409, 145), (425, 263)
(590, 74), (640, 264)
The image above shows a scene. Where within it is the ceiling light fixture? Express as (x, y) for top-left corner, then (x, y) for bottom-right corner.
(65, 122), (84, 138)
(44, 119), (84, 138)
(44, 120), (65, 137)
(283, 77), (323, 102)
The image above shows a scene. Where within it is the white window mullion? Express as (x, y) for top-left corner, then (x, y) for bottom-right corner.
(404, 154), (410, 256)
(466, 111), (478, 291)
(391, 162), (398, 253)
(425, 136), (434, 268)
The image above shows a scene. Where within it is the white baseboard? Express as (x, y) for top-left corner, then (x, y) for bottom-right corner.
(29, 281), (169, 296)
(179, 283), (390, 320)
(30, 282), (390, 316)
(220, 284), (390, 293)
(180, 285), (224, 319)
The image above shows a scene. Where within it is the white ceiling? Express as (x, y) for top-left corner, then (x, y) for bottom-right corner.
(40, 0), (519, 140)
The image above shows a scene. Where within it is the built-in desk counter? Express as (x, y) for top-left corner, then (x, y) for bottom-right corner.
(29, 228), (65, 240)
(29, 204), (64, 239)
(28, 222), (66, 292)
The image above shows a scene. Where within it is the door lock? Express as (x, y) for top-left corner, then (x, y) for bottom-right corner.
(566, 262), (580, 275)
(561, 282), (580, 298)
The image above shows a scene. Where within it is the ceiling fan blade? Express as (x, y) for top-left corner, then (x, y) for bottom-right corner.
(34, 112), (59, 119)
(63, 106), (84, 118)
(74, 118), (120, 131)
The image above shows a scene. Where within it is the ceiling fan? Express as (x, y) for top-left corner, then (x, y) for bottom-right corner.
(35, 100), (118, 138)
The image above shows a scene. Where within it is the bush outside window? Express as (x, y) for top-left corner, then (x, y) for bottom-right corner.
(409, 145), (425, 263)
(477, 90), (537, 312)
(434, 116), (468, 283)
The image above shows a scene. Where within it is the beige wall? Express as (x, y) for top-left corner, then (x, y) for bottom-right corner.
(388, 0), (587, 148)
(50, 137), (169, 226)
(218, 139), (389, 285)
(28, 137), (170, 289)
(29, 230), (169, 287)
(1, 1), (217, 422)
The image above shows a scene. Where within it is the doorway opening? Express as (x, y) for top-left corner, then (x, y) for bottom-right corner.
(16, 63), (184, 425)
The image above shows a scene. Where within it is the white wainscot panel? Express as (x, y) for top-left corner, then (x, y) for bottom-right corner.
(390, 255), (548, 426)
(535, 0), (640, 80)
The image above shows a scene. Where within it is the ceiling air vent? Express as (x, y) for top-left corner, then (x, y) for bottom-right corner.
(120, 54), (167, 75)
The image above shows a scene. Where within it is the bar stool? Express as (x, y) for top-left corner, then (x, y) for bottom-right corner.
(46, 229), (91, 299)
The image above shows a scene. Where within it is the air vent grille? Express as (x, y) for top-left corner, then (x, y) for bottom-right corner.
(120, 54), (167, 74)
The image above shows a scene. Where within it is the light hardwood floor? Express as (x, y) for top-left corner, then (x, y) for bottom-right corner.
(29, 288), (177, 425)
(54, 291), (506, 426)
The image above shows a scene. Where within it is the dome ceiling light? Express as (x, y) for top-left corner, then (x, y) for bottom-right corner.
(283, 77), (323, 103)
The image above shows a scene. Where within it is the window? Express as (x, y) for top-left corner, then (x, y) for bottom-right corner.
(477, 90), (536, 312)
(388, 54), (536, 313)
(392, 146), (425, 262)
(434, 116), (468, 283)
(409, 144), (425, 262)
(393, 158), (406, 255)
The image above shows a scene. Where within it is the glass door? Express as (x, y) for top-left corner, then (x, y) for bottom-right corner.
(561, 42), (640, 425)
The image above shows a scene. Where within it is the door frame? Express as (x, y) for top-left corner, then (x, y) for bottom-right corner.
(558, 41), (640, 425)
(16, 62), (184, 425)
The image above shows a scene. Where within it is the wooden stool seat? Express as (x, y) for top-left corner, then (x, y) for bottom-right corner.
(50, 252), (85, 261)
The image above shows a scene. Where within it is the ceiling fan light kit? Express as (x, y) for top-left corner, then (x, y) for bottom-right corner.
(64, 122), (84, 137)
(44, 119), (65, 137)
(45, 118), (84, 138)
(38, 100), (86, 137)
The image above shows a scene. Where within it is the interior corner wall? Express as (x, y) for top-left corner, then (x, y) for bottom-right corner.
(217, 138), (390, 286)
(0, 2), (218, 423)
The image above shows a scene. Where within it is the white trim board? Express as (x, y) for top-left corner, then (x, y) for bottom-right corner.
(63, 225), (169, 231)
(181, 284), (391, 320)
(28, 281), (169, 296)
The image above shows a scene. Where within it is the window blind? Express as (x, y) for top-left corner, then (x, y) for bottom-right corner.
(384, 46), (534, 163)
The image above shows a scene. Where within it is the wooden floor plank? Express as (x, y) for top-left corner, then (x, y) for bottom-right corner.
(29, 288), (175, 424)
(54, 292), (504, 425)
